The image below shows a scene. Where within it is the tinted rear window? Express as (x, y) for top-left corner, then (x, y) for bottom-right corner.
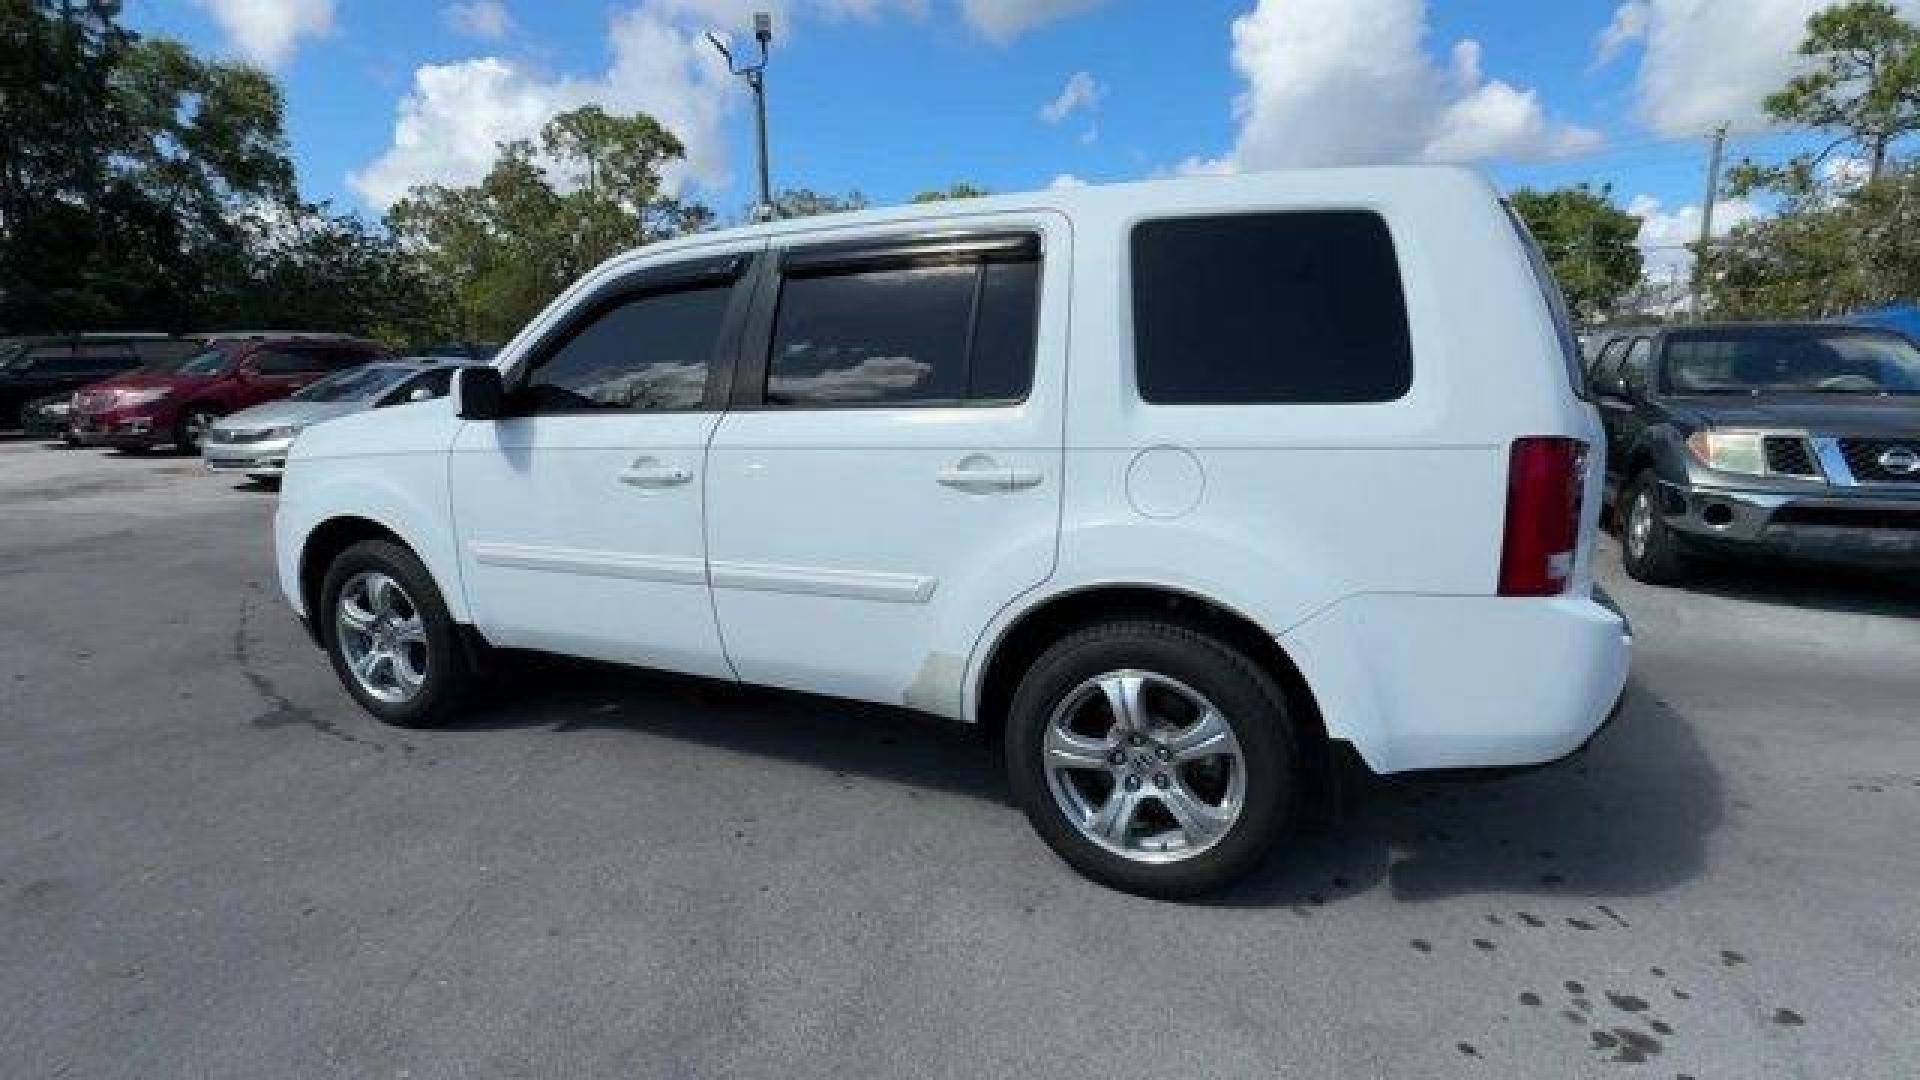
(1131, 211), (1412, 404)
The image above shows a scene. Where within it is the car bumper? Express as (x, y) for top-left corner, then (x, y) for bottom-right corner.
(203, 438), (293, 476)
(1280, 589), (1633, 775)
(1655, 480), (1920, 565)
(71, 414), (165, 447)
(20, 413), (69, 438)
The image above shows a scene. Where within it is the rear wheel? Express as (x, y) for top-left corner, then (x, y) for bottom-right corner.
(1619, 471), (1692, 585)
(320, 539), (475, 728)
(174, 406), (219, 453)
(1005, 620), (1298, 898)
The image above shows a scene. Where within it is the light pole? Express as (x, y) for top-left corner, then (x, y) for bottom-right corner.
(707, 12), (774, 221)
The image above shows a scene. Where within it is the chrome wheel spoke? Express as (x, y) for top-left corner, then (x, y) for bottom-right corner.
(392, 615), (427, 646)
(369, 575), (404, 619)
(1098, 673), (1147, 737)
(1166, 708), (1234, 763)
(337, 595), (377, 634)
(1089, 787), (1141, 843)
(1044, 724), (1112, 772)
(1159, 781), (1233, 847)
(393, 649), (428, 691)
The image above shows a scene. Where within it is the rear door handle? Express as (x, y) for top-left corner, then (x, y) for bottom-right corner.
(937, 455), (1043, 494)
(618, 457), (693, 489)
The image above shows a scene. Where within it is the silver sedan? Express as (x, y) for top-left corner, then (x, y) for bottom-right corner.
(203, 361), (459, 482)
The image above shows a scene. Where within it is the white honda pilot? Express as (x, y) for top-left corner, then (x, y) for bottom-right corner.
(275, 168), (1631, 896)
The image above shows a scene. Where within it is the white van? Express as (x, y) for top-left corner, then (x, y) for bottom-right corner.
(274, 168), (1631, 896)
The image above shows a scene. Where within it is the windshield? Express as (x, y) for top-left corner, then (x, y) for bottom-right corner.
(1663, 330), (1920, 396)
(293, 364), (413, 402)
(144, 345), (229, 376)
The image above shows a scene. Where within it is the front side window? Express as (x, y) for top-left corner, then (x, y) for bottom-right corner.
(765, 249), (1039, 408)
(520, 285), (731, 413)
(1132, 211), (1413, 405)
(1590, 339), (1630, 397)
(1621, 338), (1654, 394)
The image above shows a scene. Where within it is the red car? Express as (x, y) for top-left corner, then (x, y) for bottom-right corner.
(71, 334), (387, 452)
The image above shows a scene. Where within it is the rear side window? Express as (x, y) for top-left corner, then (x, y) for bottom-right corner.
(1131, 211), (1412, 404)
(254, 349), (330, 375)
(766, 249), (1039, 408)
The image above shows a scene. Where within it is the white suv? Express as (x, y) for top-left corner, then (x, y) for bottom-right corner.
(275, 168), (1630, 896)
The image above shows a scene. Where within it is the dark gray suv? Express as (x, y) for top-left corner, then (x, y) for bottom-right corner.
(1585, 322), (1920, 583)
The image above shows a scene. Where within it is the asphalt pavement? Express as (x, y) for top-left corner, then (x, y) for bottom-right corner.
(2, 435), (1916, 1078)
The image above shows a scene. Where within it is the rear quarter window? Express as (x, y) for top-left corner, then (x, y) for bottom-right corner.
(1131, 211), (1413, 405)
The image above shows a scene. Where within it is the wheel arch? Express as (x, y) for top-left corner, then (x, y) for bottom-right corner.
(969, 582), (1330, 760)
(298, 515), (409, 637)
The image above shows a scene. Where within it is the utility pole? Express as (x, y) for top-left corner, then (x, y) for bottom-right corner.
(1692, 124), (1728, 322)
(707, 12), (775, 221)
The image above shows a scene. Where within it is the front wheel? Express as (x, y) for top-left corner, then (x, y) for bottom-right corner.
(320, 539), (475, 728)
(174, 406), (219, 453)
(1005, 620), (1299, 898)
(1619, 471), (1692, 585)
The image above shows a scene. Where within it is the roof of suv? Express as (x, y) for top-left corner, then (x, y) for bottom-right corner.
(610, 166), (1497, 261)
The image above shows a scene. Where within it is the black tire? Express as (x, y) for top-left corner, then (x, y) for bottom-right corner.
(1005, 620), (1299, 899)
(319, 538), (475, 728)
(173, 405), (220, 453)
(1618, 471), (1691, 585)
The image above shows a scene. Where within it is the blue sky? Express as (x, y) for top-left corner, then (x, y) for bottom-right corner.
(124, 1), (1898, 281)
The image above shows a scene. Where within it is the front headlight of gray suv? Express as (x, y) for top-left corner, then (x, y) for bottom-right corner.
(1686, 429), (1768, 475)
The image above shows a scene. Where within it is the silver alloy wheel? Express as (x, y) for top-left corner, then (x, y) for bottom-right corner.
(1043, 669), (1247, 864)
(1627, 489), (1654, 561)
(335, 571), (429, 704)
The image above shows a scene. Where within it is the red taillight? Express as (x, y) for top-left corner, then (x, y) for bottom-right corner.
(1499, 437), (1588, 597)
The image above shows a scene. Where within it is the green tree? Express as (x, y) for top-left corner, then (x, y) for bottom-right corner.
(1509, 184), (1645, 321)
(911, 182), (992, 203)
(768, 188), (868, 219)
(0, 2), (324, 332)
(1763, 1), (1920, 182)
(1709, 162), (1920, 318)
(388, 106), (712, 343)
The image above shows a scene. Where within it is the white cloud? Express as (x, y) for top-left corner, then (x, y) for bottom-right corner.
(1604, 0), (1920, 137)
(1593, 0), (1648, 69)
(1210, 0), (1600, 173)
(444, 1), (514, 40)
(960, 0), (1108, 42)
(350, 5), (734, 209)
(354, 0), (948, 210)
(1040, 70), (1104, 125)
(196, 0), (334, 68)
(1048, 172), (1087, 189)
(1628, 192), (1765, 285)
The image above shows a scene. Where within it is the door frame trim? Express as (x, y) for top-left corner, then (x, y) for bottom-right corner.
(469, 541), (708, 586)
(709, 560), (937, 604)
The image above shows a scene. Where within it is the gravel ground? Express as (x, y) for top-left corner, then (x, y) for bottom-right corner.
(2, 434), (1916, 1079)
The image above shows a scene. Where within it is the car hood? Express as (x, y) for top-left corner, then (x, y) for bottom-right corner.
(218, 398), (364, 432)
(1667, 394), (1920, 435)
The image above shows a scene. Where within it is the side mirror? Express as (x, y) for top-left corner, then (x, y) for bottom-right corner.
(456, 366), (507, 420)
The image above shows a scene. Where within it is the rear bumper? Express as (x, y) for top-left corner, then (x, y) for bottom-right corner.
(1281, 590), (1633, 775)
(1656, 480), (1920, 565)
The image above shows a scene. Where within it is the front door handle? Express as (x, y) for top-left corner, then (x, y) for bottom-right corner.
(618, 457), (693, 489)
